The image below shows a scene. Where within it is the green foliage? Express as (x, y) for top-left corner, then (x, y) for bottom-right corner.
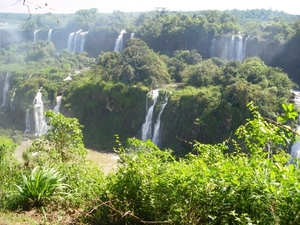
(98, 38), (171, 88)
(0, 136), (17, 165)
(43, 110), (87, 162)
(63, 79), (148, 150)
(22, 112), (106, 208)
(233, 102), (295, 155)
(0, 136), (20, 210)
(277, 103), (298, 123)
(91, 104), (300, 224)
(15, 167), (70, 208)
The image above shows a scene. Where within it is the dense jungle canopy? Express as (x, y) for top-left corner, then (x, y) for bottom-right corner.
(2, 7), (300, 225)
(0, 8), (299, 154)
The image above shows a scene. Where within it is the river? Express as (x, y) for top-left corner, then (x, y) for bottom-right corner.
(15, 141), (119, 174)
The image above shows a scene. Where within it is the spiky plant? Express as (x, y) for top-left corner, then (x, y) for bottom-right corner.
(15, 166), (70, 208)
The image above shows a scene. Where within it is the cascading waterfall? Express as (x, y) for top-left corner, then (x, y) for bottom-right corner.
(53, 95), (63, 113)
(66, 32), (75, 51)
(33, 88), (48, 136)
(229, 36), (235, 61)
(114, 30), (126, 52)
(10, 91), (15, 110)
(290, 124), (300, 163)
(1, 72), (10, 107)
(152, 92), (168, 146)
(66, 29), (87, 53)
(47, 29), (53, 42)
(223, 37), (228, 60)
(215, 35), (247, 62)
(71, 29), (82, 52)
(291, 141), (300, 159)
(236, 35), (244, 61)
(141, 89), (159, 141)
(33, 29), (40, 42)
(78, 31), (88, 52)
(290, 90), (300, 162)
(130, 33), (135, 39)
(243, 36), (249, 59)
(210, 37), (216, 58)
(25, 109), (31, 133)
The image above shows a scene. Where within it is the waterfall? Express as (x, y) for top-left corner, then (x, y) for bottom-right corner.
(25, 109), (31, 133)
(114, 30), (126, 52)
(289, 90), (300, 163)
(33, 29), (40, 42)
(223, 36), (228, 60)
(130, 33), (135, 39)
(152, 93), (168, 146)
(47, 29), (53, 42)
(66, 29), (87, 53)
(72, 29), (82, 52)
(236, 35), (244, 61)
(67, 32), (75, 51)
(141, 89), (159, 141)
(2, 72), (10, 107)
(10, 91), (15, 110)
(210, 38), (216, 58)
(290, 124), (300, 164)
(33, 88), (48, 136)
(53, 95), (63, 113)
(217, 35), (247, 61)
(79, 31), (88, 52)
(229, 36), (235, 61)
(243, 37), (249, 59)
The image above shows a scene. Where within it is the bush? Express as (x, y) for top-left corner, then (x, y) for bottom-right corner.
(89, 104), (300, 224)
(15, 167), (70, 209)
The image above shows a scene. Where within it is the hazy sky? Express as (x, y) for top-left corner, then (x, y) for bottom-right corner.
(0, 0), (299, 15)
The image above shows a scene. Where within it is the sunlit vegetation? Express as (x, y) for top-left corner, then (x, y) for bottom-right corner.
(0, 103), (300, 224)
(0, 8), (300, 224)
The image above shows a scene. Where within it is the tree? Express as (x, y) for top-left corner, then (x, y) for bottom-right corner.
(25, 111), (88, 164)
(44, 110), (87, 162)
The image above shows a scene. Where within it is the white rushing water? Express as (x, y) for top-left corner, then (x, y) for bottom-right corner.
(289, 90), (300, 162)
(10, 90), (15, 110)
(1, 72), (10, 107)
(25, 109), (31, 133)
(210, 37), (216, 57)
(53, 95), (63, 113)
(213, 35), (247, 62)
(66, 29), (88, 53)
(114, 30), (126, 52)
(47, 29), (53, 42)
(152, 92), (168, 146)
(33, 29), (40, 42)
(141, 89), (159, 141)
(33, 88), (48, 136)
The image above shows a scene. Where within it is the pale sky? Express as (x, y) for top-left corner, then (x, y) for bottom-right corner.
(0, 0), (299, 15)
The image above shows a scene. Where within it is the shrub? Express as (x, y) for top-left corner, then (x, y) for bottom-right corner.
(15, 166), (70, 209)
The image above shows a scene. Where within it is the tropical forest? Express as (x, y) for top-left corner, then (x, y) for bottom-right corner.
(0, 7), (300, 224)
